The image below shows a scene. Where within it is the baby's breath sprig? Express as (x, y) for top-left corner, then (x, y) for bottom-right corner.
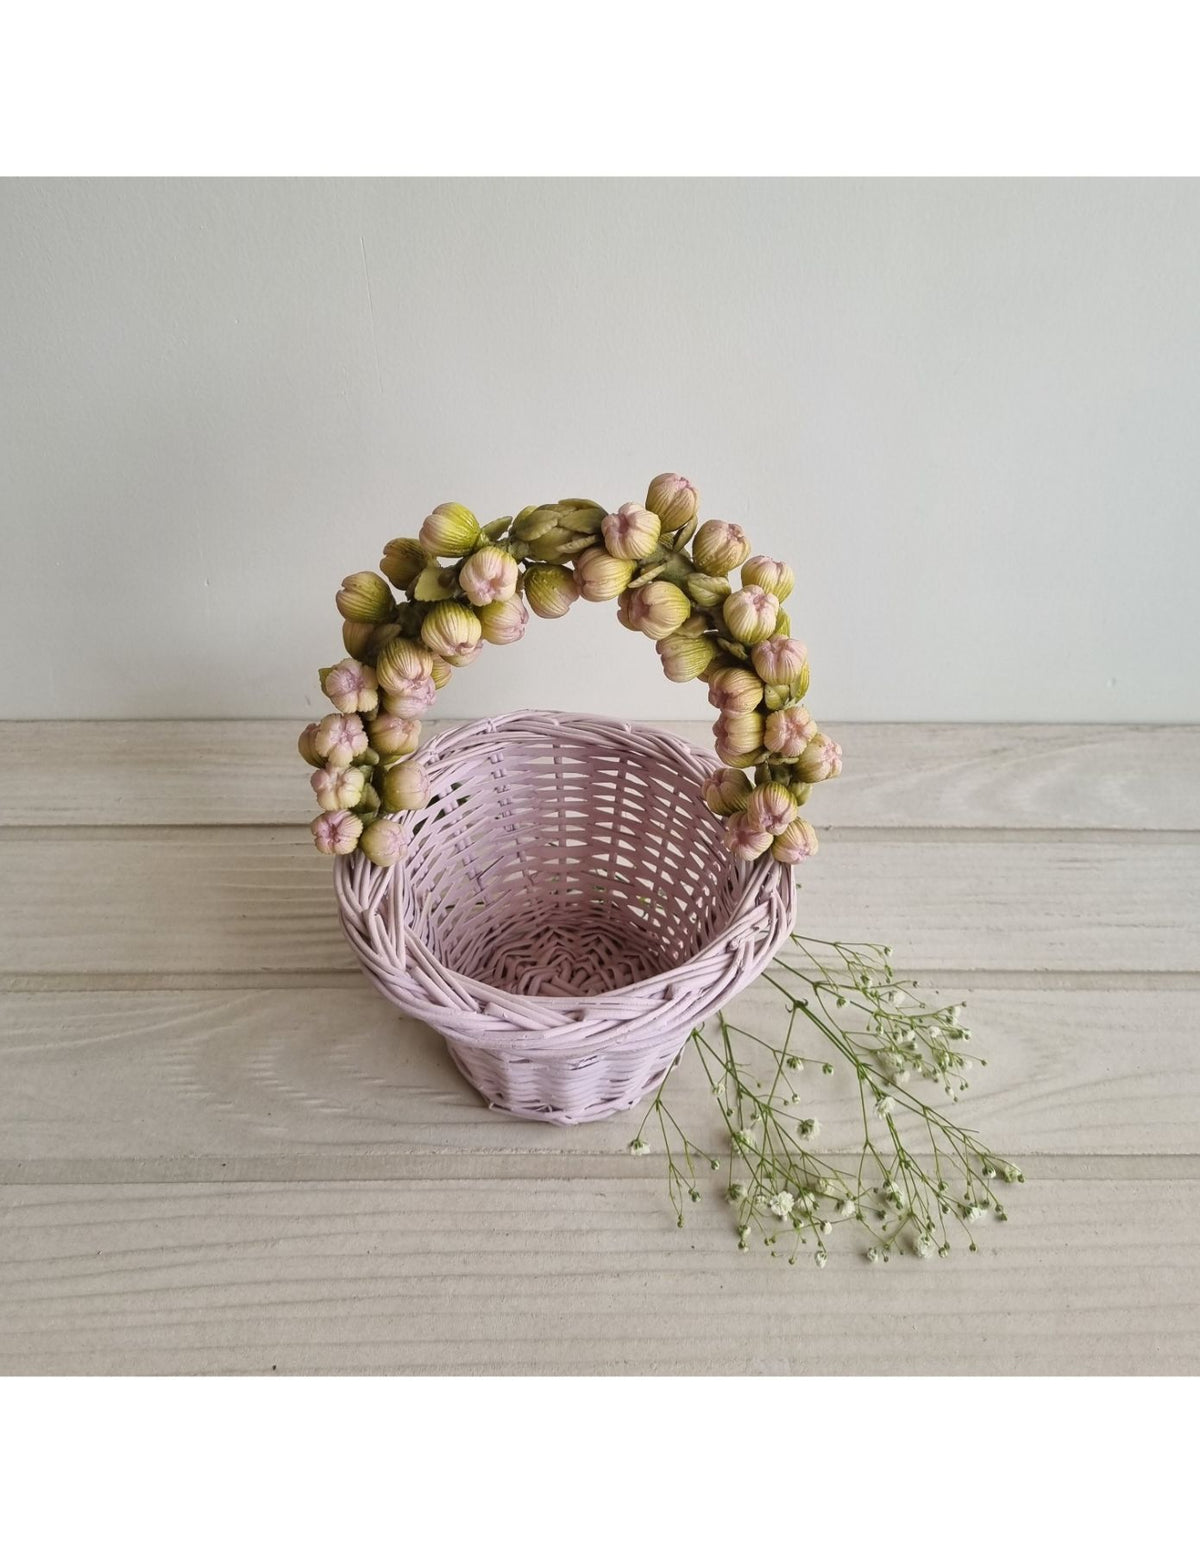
(628, 935), (1023, 1266)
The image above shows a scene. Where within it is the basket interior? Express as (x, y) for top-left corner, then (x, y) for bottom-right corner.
(402, 726), (746, 998)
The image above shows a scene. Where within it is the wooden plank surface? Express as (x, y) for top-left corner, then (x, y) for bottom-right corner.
(2, 828), (1197, 976)
(3, 720), (1198, 830)
(1, 1177), (1195, 1375)
(0, 720), (1197, 1375)
(1, 987), (1197, 1168)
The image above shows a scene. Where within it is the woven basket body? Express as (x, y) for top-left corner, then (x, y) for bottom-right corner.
(335, 711), (796, 1124)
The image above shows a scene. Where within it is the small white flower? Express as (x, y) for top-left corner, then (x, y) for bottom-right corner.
(874, 1094), (895, 1117)
(797, 1117), (820, 1139)
(837, 1198), (857, 1219)
(732, 1129), (756, 1150)
(814, 1248), (828, 1269)
(866, 1246), (881, 1264)
(886, 988), (907, 1007)
(768, 1191), (795, 1219)
(915, 1236), (934, 1259)
(628, 1138), (649, 1156)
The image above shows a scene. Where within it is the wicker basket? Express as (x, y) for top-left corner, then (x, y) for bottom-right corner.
(334, 710), (796, 1124)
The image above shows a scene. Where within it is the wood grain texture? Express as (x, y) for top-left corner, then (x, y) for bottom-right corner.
(3, 721), (1198, 830)
(1, 987), (1197, 1170)
(1, 1177), (1194, 1375)
(0, 719), (1196, 1375)
(1, 826), (1196, 976)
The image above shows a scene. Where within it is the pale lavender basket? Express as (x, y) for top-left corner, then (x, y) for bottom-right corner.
(334, 710), (796, 1124)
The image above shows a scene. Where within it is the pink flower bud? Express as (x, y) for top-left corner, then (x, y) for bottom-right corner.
(751, 637), (808, 688)
(794, 732), (843, 783)
(626, 580), (691, 640)
(525, 564), (579, 619)
(692, 520), (751, 576)
(478, 595), (529, 645)
(601, 503), (661, 561)
(419, 503), (480, 557)
(707, 666), (764, 713)
(746, 781), (798, 837)
(381, 759), (432, 812)
(656, 632), (718, 683)
(320, 657), (379, 716)
(702, 766), (753, 817)
(722, 810), (773, 861)
(420, 601), (482, 666)
(772, 818), (819, 865)
(459, 546), (519, 606)
(379, 537), (426, 590)
(311, 763), (368, 812)
(645, 472), (700, 533)
(359, 817), (406, 868)
(298, 722), (323, 767)
(573, 546), (635, 602)
(310, 810), (363, 856)
(367, 713), (421, 758)
(335, 571), (394, 624)
(382, 679), (437, 718)
(723, 585), (779, 645)
(742, 555), (794, 602)
(312, 713), (368, 769)
(764, 705), (817, 758)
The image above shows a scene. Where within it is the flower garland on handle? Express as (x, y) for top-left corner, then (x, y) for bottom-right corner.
(298, 473), (842, 868)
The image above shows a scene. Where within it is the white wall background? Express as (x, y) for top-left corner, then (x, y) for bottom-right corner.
(2, 178), (1197, 724)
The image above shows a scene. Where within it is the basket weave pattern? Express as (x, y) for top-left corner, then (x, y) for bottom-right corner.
(335, 711), (796, 1123)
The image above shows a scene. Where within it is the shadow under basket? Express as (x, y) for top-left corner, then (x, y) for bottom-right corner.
(335, 711), (797, 1124)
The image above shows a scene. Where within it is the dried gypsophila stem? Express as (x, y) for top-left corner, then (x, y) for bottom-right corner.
(300, 473), (841, 870)
(629, 935), (1023, 1266)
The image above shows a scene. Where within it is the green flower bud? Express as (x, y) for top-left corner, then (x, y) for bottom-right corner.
(685, 571), (733, 610)
(723, 585), (779, 645)
(341, 620), (376, 659)
(359, 817), (406, 868)
(420, 601), (482, 665)
(477, 595), (529, 645)
(381, 758), (432, 812)
(375, 637), (435, 694)
(692, 520), (751, 576)
(702, 766), (753, 816)
(380, 537), (426, 590)
(419, 502), (480, 557)
(794, 732), (843, 783)
(367, 712), (421, 758)
(625, 579), (691, 639)
(713, 709), (767, 769)
(645, 472), (700, 533)
(297, 722), (323, 767)
(772, 818), (819, 865)
(336, 571), (394, 624)
(574, 546), (636, 603)
(746, 781), (798, 836)
(524, 564), (579, 619)
(707, 665), (764, 713)
(742, 555), (794, 602)
(656, 631), (718, 683)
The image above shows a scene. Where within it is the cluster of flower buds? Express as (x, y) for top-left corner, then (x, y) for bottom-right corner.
(301, 473), (838, 869)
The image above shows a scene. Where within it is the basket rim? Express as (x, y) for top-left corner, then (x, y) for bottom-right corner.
(335, 709), (796, 1022)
